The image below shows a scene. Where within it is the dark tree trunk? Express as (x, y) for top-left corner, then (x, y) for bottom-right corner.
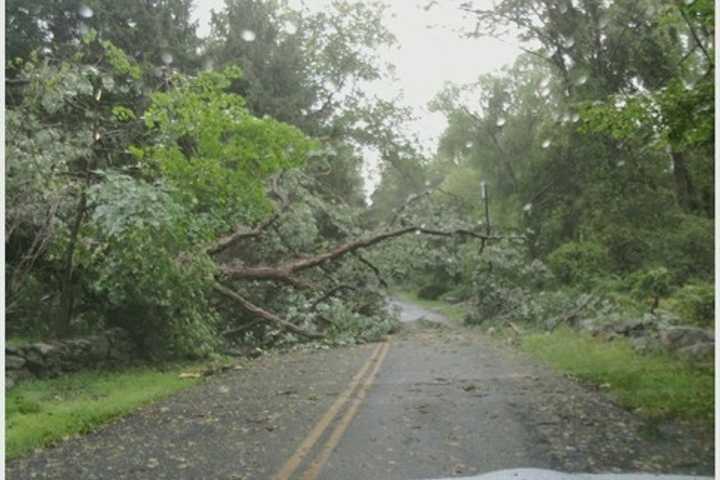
(670, 150), (697, 212)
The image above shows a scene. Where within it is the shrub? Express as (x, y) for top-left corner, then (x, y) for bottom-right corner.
(629, 267), (673, 313)
(546, 241), (609, 288)
(662, 215), (714, 283)
(668, 282), (715, 327)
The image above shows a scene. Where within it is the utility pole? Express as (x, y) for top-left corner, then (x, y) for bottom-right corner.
(481, 181), (491, 236)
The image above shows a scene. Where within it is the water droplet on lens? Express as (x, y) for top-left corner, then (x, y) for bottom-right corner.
(465, 141), (473, 149)
(78, 5), (93, 18)
(283, 20), (298, 35)
(542, 139), (552, 149)
(241, 30), (256, 42)
(523, 203), (533, 212)
(617, 160), (625, 167)
(571, 113), (580, 123)
(127, 20), (137, 28)
(575, 75), (588, 86)
(496, 117), (506, 127)
(161, 52), (173, 65)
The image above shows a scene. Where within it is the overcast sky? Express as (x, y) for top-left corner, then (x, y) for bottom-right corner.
(191, 0), (522, 196)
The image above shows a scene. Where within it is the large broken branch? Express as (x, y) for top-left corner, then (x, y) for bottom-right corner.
(220, 226), (494, 282)
(213, 283), (324, 339)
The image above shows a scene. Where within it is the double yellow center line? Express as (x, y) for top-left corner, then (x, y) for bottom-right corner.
(272, 341), (391, 480)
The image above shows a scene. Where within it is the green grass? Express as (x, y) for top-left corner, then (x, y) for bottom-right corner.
(6, 336), (45, 348)
(392, 290), (468, 323)
(5, 361), (220, 459)
(521, 327), (714, 421)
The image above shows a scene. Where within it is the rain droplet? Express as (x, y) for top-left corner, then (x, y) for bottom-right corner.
(540, 86), (551, 97)
(465, 141), (473, 149)
(282, 20), (298, 35)
(496, 117), (506, 127)
(575, 75), (588, 86)
(617, 160), (625, 167)
(421, 223), (427, 228)
(425, 180), (431, 187)
(523, 203), (533, 212)
(161, 52), (173, 65)
(78, 5), (93, 18)
(415, 230), (421, 235)
(196, 45), (205, 56)
(571, 113), (580, 123)
(562, 113), (572, 124)
(542, 139), (552, 149)
(241, 30), (256, 42)
(127, 20), (137, 28)
(540, 78), (551, 88)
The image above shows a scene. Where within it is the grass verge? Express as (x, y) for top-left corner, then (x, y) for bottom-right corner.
(6, 361), (220, 459)
(392, 290), (468, 323)
(521, 327), (714, 421)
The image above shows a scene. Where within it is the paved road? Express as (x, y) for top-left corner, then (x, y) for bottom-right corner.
(6, 300), (714, 479)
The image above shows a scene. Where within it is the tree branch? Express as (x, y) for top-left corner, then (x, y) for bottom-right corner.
(213, 283), (324, 339)
(219, 226), (504, 282)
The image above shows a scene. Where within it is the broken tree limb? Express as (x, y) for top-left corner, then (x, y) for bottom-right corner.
(208, 210), (285, 255)
(352, 252), (389, 288)
(208, 173), (290, 255)
(213, 283), (324, 339)
(310, 284), (357, 310)
(221, 318), (263, 338)
(220, 226), (502, 283)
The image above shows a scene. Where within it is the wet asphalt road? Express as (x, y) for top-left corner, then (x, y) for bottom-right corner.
(6, 299), (714, 479)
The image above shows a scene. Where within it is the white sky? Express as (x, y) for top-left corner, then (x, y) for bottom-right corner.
(191, 0), (522, 197)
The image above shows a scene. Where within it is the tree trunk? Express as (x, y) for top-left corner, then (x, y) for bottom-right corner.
(57, 184), (88, 337)
(670, 150), (697, 212)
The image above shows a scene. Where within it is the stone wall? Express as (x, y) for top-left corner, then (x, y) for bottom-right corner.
(5, 328), (136, 390)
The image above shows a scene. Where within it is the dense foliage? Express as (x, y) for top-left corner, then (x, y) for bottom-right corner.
(6, 0), (714, 359)
(371, 0), (713, 331)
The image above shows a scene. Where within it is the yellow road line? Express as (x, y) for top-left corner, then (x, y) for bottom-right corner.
(301, 341), (391, 480)
(271, 342), (385, 480)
